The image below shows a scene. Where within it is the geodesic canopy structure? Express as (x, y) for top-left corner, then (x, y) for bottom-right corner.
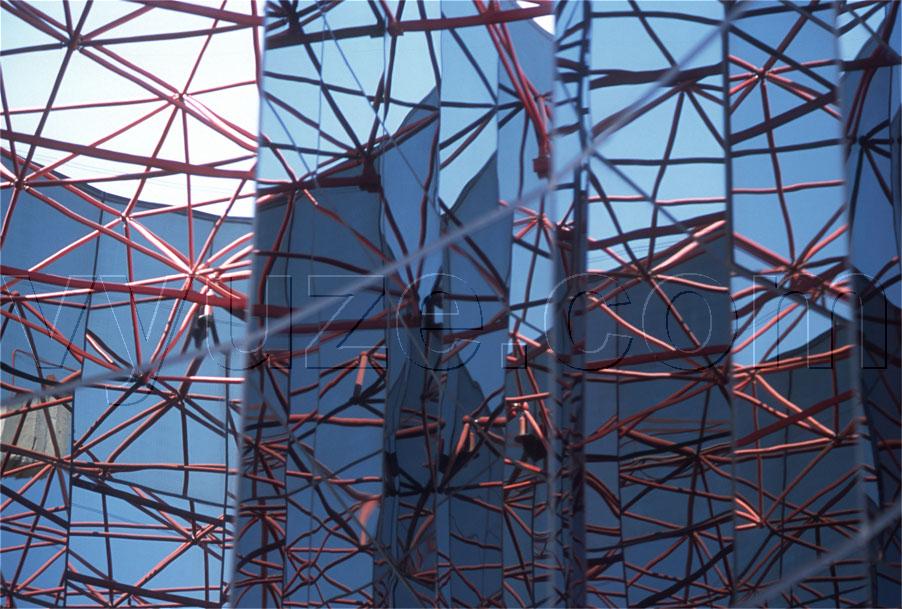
(1, 1), (900, 608)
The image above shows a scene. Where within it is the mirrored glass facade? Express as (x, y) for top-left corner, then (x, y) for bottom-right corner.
(2, 1), (899, 607)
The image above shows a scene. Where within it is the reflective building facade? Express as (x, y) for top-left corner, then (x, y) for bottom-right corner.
(2, 1), (900, 608)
